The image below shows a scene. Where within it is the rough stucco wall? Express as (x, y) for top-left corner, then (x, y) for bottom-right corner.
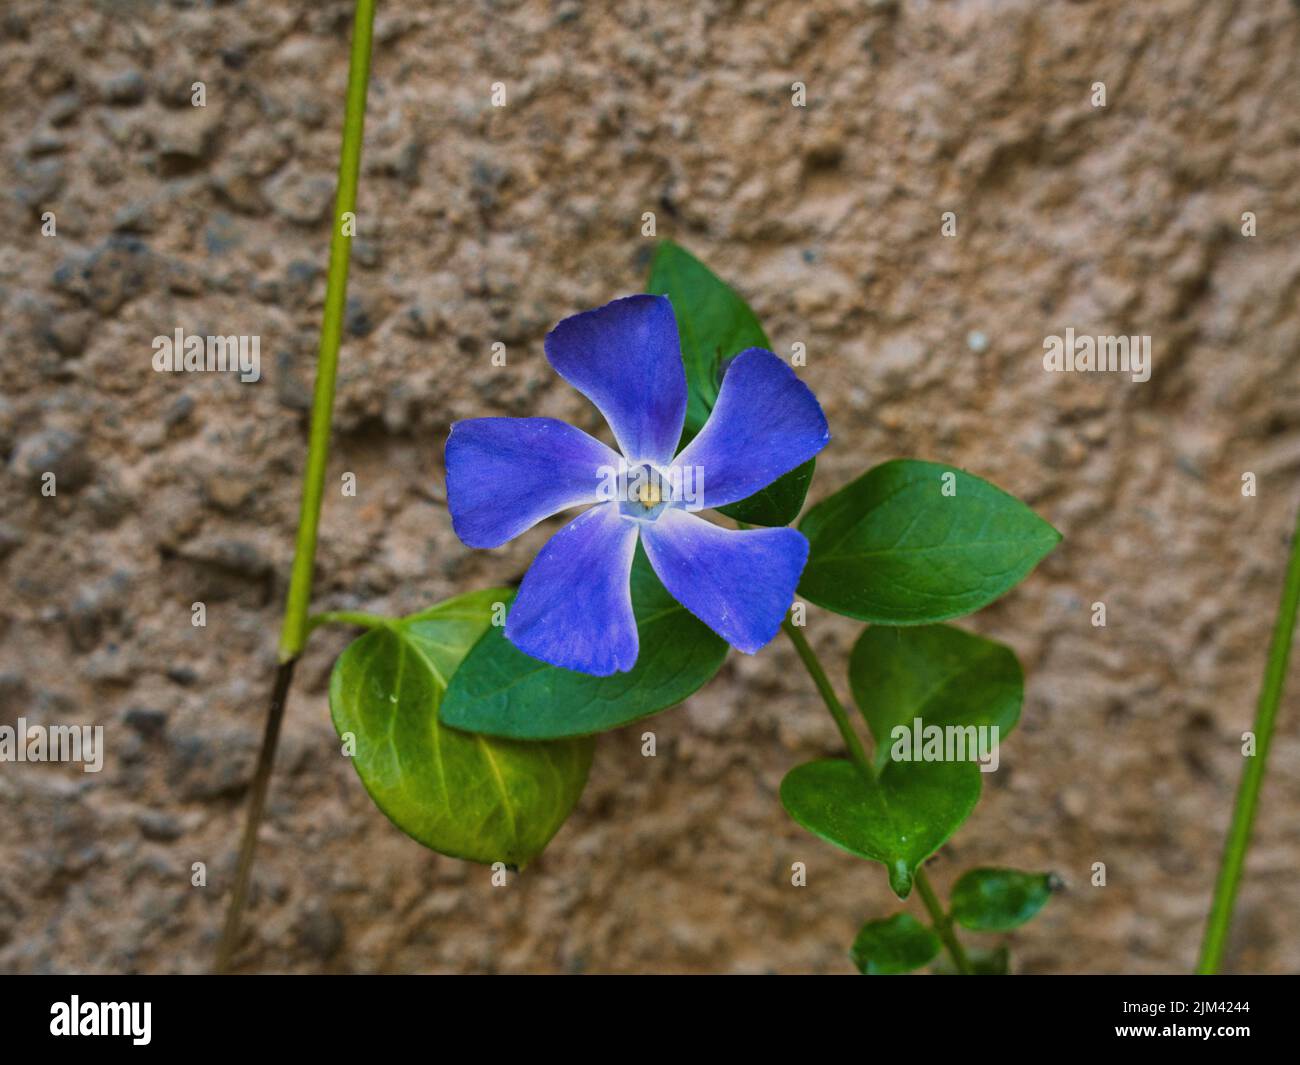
(1, 0), (1298, 974)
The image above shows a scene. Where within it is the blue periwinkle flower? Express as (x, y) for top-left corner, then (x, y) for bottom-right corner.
(445, 295), (830, 676)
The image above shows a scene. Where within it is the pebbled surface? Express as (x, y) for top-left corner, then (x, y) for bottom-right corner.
(0, 0), (1298, 973)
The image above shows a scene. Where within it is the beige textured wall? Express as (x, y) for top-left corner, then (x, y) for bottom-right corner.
(1, 0), (1298, 973)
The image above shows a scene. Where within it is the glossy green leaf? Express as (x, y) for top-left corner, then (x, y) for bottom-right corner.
(648, 240), (770, 432)
(849, 913), (940, 975)
(717, 458), (816, 527)
(849, 623), (1023, 767)
(799, 459), (1061, 623)
(329, 588), (594, 867)
(933, 944), (1010, 975)
(950, 868), (1055, 931)
(651, 240), (814, 526)
(440, 549), (728, 739)
(779, 758), (981, 898)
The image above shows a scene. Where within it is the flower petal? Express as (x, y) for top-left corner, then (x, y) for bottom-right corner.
(544, 294), (687, 465)
(641, 508), (808, 653)
(506, 502), (640, 676)
(672, 349), (829, 511)
(446, 417), (621, 548)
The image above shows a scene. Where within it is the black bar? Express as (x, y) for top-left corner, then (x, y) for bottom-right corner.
(0, 974), (1285, 1051)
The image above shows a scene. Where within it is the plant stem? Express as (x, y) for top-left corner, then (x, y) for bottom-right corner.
(1197, 502), (1300, 974)
(914, 862), (974, 975)
(278, 0), (377, 664)
(781, 620), (870, 769)
(780, 620), (972, 974)
(215, 0), (377, 974)
(214, 659), (296, 972)
(305, 610), (393, 636)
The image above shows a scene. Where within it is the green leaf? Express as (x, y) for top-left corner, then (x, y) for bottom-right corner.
(648, 240), (769, 432)
(798, 459), (1061, 624)
(933, 944), (1010, 975)
(779, 758), (981, 897)
(849, 623), (1023, 767)
(440, 549), (728, 739)
(849, 913), (940, 975)
(950, 868), (1055, 931)
(717, 458), (816, 527)
(650, 240), (814, 526)
(329, 588), (594, 867)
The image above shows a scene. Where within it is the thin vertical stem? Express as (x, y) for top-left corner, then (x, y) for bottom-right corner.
(1197, 502), (1300, 974)
(781, 620), (870, 769)
(214, 659), (295, 971)
(780, 620), (972, 974)
(215, 0), (377, 973)
(278, 0), (377, 663)
(914, 863), (974, 975)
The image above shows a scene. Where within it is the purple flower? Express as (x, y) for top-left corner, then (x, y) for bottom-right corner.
(445, 295), (830, 676)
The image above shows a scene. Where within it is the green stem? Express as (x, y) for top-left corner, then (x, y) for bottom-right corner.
(215, 0), (377, 974)
(1197, 502), (1300, 974)
(914, 862), (974, 975)
(781, 621), (871, 769)
(780, 620), (972, 974)
(278, 0), (377, 663)
(305, 610), (393, 636)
